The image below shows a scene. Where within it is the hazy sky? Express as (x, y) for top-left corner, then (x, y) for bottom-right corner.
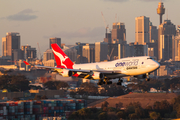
(0, 0), (179, 56)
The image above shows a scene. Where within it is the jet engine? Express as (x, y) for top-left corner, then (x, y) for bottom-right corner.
(61, 70), (72, 77)
(92, 72), (104, 80)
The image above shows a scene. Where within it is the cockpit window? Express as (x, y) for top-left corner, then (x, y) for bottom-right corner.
(147, 57), (153, 59)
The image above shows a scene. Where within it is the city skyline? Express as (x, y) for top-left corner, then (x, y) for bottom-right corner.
(0, 0), (180, 55)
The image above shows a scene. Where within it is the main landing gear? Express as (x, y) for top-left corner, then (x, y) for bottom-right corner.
(117, 78), (123, 85)
(97, 78), (112, 85)
(97, 78), (123, 85)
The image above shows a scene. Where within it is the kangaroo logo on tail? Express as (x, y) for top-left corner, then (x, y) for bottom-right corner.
(51, 44), (74, 69)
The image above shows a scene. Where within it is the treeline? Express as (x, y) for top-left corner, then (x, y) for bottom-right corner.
(128, 77), (180, 92)
(70, 83), (128, 97)
(0, 74), (30, 92)
(43, 81), (69, 90)
(68, 95), (180, 120)
(0, 74), (71, 92)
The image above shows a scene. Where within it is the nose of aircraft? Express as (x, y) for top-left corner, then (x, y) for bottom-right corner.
(155, 61), (160, 70)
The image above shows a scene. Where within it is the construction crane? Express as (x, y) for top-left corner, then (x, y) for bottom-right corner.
(107, 48), (114, 61)
(101, 12), (109, 34)
(37, 42), (42, 60)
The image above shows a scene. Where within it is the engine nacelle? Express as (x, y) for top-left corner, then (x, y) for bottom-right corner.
(92, 72), (104, 80)
(61, 70), (72, 77)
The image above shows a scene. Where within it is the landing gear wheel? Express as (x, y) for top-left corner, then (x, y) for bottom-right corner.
(117, 82), (122, 85)
(97, 82), (103, 85)
(106, 81), (112, 85)
(97, 79), (103, 85)
(117, 78), (123, 85)
(146, 78), (150, 81)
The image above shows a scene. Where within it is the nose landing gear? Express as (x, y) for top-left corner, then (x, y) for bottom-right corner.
(145, 73), (150, 81)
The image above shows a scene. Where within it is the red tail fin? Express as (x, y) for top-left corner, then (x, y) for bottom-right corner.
(51, 43), (74, 69)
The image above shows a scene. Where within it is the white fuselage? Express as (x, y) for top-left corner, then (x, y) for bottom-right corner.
(73, 56), (160, 76)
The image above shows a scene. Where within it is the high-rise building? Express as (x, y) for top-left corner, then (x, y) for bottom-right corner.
(64, 47), (77, 63)
(95, 42), (108, 62)
(129, 43), (148, 57)
(172, 35), (180, 61)
(147, 42), (158, 59)
(149, 22), (158, 43)
(82, 44), (95, 63)
(111, 22), (126, 44)
(104, 33), (111, 44)
(158, 20), (176, 60)
(49, 37), (61, 49)
(43, 49), (54, 62)
(107, 44), (121, 60)
(176, 25), (180, 36)
(21, 45), (36, 60)
(75, 42), (86, 64)
(2, 32), (20, 57)
(135, 16), (150, 45)
(178, 42), (180, 61)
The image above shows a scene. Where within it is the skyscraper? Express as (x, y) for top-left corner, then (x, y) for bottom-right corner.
(95, 42), (108, 62)
(107, 43), (121, 60)
(158, 20), (176, 60)
(172, 35), (180, 61)
(43, 49), (54, 62)
(82, 44), (95, 63)
(49, 37), (61, 49)
(2, 32), (20, 58)
(111, 22), (126, 44)
(104, 33), (111, 44)
(135, 16), (150, 45)
(149, 22), (158, 43)
(21, 45), (37, 59)
(128, 43), (148, 57)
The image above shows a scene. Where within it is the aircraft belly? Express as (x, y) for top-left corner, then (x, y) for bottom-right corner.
(126, 67), (154, 76)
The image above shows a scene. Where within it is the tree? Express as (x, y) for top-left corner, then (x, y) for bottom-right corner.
(68, 111), (79, 120)
(172, 95), (180, 111)
(116, 111), (125, 119)
(43, 81), (56, 90)
(43, 81), (69, 90)
(0, 75), (30, 92)
(107, 112), (117, 120)
(103, 101), (109, 108)
(56, 81), (69, 90)
(79, 83), (98, 95)
(176, 104), (180, 118)
(41, 95), (48, 99)
(77, 108), (92, 119)
(98, 112), (107, 120)
(116, 102), (123, 110)
(129, 113), (138, 119)
(149, 112), (160, 120)
(34, 95), (41, 100)
(135, 107), (145, 118)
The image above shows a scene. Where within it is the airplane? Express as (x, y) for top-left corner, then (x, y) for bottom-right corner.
(24, 43), (160, 85)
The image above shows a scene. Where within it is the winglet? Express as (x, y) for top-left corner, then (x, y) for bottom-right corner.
(23, 61), (30, 65)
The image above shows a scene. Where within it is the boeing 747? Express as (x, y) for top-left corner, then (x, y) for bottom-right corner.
(24, 43), (160, 85)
